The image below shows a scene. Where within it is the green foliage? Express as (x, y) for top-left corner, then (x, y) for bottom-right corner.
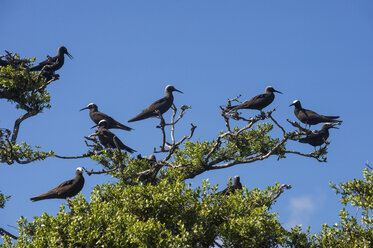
(310, 167), (373, 247)
(3, 180), (291, 247)
(0, 190), (10, 209)
(0, 55), (51, 112)
(0, 141), (54, 165)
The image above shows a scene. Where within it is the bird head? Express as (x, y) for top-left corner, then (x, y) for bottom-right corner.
(58, 46), (73, 59)
(98, 119), (108, 127)
(322, 123), (339, 130)
(165, 85), (183, 94)
(289, 100), (301, 108)
(266, 86), (282, 94)
(76, 167), (83, 175)
(80, 103), (97, 111)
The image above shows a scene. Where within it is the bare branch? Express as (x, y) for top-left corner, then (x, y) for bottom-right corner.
(11, 110), (39, 144)
(269, 184), (292, 204)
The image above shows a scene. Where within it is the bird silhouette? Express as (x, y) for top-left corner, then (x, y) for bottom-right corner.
(30, 167), (84, 201)
(80, 103), (132, 131)
(299, 123), (338, 147)
(128, 85), (183, 122)
(30, 46), (73, 72)
(290, 100), (341, 128)
(227, 86), (282, 112)
(94, 120), (136, 153)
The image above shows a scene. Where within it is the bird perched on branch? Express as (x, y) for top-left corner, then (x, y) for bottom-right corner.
(290, 100), (341, 128)
(299, 123), (338, 147)
(30, 167), (84, 202)
(30, 46), (73, 72)
(219, 176), (243, 196)
(80, 103), (132, 131)
(128, 85), (183, 122)
(94, 120), (136, 153)
(226, 86), (282, 113)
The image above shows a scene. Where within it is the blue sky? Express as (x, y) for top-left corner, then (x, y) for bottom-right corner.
(1, 0), (373, 236)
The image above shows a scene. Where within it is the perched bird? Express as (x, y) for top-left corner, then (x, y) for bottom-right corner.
(30, 167), (84, 202)
(220, 176), (243, 195)
(94, 120), (136, 153)
(227, 86), (282, 112)
(128, 85), (183, 122)
(290, 100), (341, 127)
(80, 103), (132, 131)
(299, 123), (338, 147)
(0, 58), (8, 67)
(30, 46), (73, 72)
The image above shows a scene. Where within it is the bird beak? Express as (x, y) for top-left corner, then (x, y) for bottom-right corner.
(91, 124), (98, 129)
(331, 126), (339, 129)
(80, 106), (89, 111)
(66, 52), (73, 60)
(274, 89), (283, 94)
(289, 103), (294, 107)
(174, 88), (183, 94)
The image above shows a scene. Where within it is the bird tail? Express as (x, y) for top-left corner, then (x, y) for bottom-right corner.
(117, 123), (133, 131)
(128, 112), (153, 123)
(30, 193), (57, 202)
(324, 115), (340, 120)
(298, 138), (309, 143)
(123, 144), (136, 154)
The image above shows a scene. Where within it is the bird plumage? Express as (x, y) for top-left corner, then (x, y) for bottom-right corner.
(80, 103), (132, 131)
(128, 85), (183, 122)
(95, 120), (136, 153)
(30, 167), (84, 201)
(227, 86), (282, 112)
(299, 123), (338, 147)
(290, 100), (341, 126)
(30, 46), (73, 72)
(220, 176), (243, 195)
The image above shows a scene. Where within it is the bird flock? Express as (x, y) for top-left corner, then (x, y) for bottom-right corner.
(1, 46), (342, 203)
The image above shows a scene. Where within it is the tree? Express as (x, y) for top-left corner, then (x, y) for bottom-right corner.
(1, 51), (370, 247)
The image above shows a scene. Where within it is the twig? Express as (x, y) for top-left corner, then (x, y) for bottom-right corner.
(269, 184), (292, 204)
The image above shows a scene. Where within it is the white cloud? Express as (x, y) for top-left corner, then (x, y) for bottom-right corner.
(285, 196), (316, 228)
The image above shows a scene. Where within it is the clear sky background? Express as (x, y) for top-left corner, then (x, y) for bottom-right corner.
(1, 0), (373, 237)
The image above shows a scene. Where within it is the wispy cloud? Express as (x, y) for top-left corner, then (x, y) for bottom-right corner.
(285, 196), (316, 229)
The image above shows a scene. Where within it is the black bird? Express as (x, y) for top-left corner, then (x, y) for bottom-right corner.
(30, 167), (84, 202)
(227, 86), (282, 112)
(30, 46), (73, 72)
(290, 100), (341, 127)
(0, 58), (8, 67)
(80, 103), (132, 131)
(299, 123), (338, 147)
(95, 120), (136, 153)
(128, 85), (183, 122)
(220, 176), (243, 196)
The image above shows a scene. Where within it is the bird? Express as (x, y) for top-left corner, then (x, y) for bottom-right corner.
(219, 176), (243, 196)
(30, 167), (84, 202)
(299, 123), (338, 147)
(226, 86), (282, 112)
(0, 58), (8, 67)
(94, 120), (136, 153)
(30, 46), (73, 72)
(290, 100), (341, 127)
(128, 85), (183, 122)
(80, 103), (132, 131)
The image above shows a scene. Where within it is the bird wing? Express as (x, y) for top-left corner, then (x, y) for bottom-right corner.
(128, 97), (167, 122)
(95, 112), (132, 131)
(113, 135), (136, 153)
(55, 179), (75, 194)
